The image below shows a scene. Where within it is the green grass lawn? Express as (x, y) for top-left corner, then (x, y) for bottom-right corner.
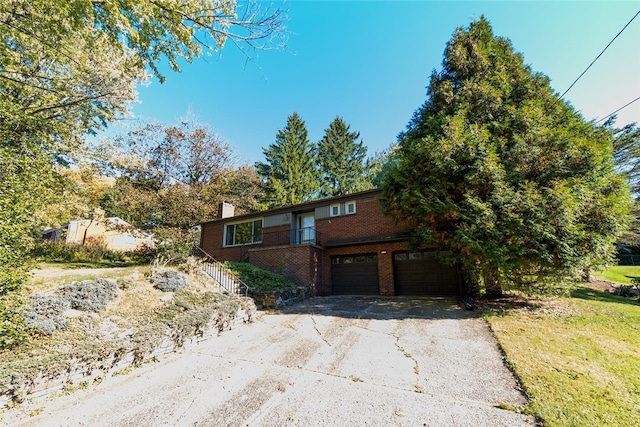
(486, 288), (640, 426)
(593, 265), (640, 284)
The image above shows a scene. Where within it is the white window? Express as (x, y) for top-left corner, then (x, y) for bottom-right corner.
(330, 203), (340, 217)
(345, 201), (356, 215)
(224, 219), (263, 246)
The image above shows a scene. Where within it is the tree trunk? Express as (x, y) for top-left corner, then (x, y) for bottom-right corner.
(483, 265), (503, 299)
(461, 265), (480, 298)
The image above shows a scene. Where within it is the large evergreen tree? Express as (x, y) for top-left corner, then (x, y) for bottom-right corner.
(612, 122), (640, 245)
(317, 116), (369, 197)
(381, 17), (631, 297)
(256, 113), (319, 208)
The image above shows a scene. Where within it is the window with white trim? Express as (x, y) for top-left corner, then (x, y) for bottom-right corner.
(224, 219), (263, 246)
(330, 203), (340, 217)
(345, 201), (356, 215)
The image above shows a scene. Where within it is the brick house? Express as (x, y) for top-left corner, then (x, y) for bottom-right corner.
(199, 189), (462, 296)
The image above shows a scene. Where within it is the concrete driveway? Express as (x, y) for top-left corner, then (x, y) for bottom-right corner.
(8, 296), (536, 426)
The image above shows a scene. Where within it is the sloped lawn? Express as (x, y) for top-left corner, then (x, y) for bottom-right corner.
(593, 265), (640, 285)
(485, 288), (640, 426)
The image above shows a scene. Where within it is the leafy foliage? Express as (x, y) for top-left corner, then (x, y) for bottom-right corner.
(33, 240), (148, 266)
(381, 17), (632, 297)
(0, 148), (59, 294)
(97, 120), (263, 231)
(0, 0), (286, 294)
(224, 261), (296, 292)
(317, 116), (370, 197)
(0, 295), (30, 350)
(256, 112), (320, 209)
(612, 123), (640, 245)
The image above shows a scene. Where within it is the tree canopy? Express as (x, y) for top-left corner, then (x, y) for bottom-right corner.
(612, 122), (640, 245)
(317, 116), (368, 197)
(0, 0), (286, 293)
(97, 120), (263, 230)
(256, 112), (320, 208)
(381, 17), (632, 296)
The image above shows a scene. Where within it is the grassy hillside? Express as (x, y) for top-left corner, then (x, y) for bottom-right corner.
(0, 261), (252, 408)
(593, 265), (640, 284)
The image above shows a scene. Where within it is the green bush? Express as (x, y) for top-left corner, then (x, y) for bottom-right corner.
(0, 266), (28, 296)
(33, 240), (140, 266)
(0, 295), (31, 350)
(224, 262), (296, 292)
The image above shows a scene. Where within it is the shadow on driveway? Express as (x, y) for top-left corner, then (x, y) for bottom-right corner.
(278, 295), (479, 320)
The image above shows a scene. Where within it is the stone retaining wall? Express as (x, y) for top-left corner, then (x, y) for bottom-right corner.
(248, 286), (310, 309)
(1, 299), (257, 408)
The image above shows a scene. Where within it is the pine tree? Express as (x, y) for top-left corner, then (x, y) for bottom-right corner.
(256, 113), (319, 208)
(381, 17), (631, 297)
(317, 116), (369, 197)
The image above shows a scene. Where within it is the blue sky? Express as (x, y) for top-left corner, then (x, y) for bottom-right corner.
(107, 1), (640, 165)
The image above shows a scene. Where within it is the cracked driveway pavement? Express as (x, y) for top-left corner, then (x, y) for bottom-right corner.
(10, 296), (536, 426)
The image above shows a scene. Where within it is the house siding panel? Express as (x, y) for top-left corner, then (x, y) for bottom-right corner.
(264, 213), (291, 228)
(315, 205), (330, 219)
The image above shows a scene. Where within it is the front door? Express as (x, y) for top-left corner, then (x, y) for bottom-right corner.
(297, 213), (315, 243)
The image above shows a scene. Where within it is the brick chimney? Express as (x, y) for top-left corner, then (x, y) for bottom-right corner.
(218, 202), (235, 219)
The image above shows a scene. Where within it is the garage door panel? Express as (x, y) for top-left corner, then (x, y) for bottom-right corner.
(394, 251), (459, 296)
(332, 254), (379, 295)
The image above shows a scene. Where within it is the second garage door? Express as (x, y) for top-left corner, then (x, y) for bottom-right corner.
(331, 254), (379, 295)
(394, 251), (459, 296)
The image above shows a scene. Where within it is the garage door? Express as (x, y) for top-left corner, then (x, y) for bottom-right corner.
(394, 251), (459, 296)
(331, 254), (379, 295)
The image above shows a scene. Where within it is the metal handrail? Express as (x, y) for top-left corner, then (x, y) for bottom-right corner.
(194, 247), (249, 296)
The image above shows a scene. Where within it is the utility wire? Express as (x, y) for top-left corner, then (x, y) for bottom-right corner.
(560, 9), (640, 99)
(596, 96), (640, 124)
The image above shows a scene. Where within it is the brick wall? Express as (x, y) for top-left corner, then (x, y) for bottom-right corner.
(249, 245), (322, 294)
(315, 193), (408, 245)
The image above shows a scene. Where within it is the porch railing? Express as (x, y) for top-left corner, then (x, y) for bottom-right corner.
(260, 226), (322, 247)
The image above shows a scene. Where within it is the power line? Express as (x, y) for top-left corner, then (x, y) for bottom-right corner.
(560, 9), (640, 99)
(596, 96), (640, 124)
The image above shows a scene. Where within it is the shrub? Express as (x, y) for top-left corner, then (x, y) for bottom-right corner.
(23, 295), (70, 334)
(224, 262), (296, 292)
(0, 295), (30, 350)
(59, 278), (119, 311)
(0, 265), (28, 296)
(151, 269), (188, 292)
(33, 240), (136, 266)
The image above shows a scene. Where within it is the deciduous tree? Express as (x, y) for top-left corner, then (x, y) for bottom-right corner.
(98, 120), (262, 230)
(0, 0), (285, 291)
(381, 17), (631, 297)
